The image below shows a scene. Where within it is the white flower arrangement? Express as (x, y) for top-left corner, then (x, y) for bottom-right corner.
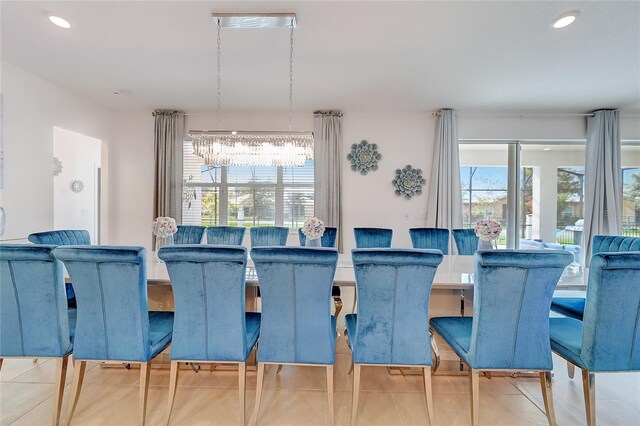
(152, 216), (178, 238)
(302, 217), (326, 240)
(474, 219), (502, 241)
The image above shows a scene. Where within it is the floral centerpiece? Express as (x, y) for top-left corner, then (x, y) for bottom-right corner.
(302, 217), (325, 247)
(474, 219), (502, 249)
(153, 217), (178, 256)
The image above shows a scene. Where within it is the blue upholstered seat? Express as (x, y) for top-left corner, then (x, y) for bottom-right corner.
(53, 246), (174, 425)
(409, 228), (450, 254)
(346, 249), (444, 425)
(28, 230), (92, 308)
(248, 247), (338, 426)
(158, 245), (260, 425)
(0, 244), (76, 425)
(431, 250), (573, 425)
(451, 228), (478, 255)
(353, 227), (393, 248)
(298, 227), (338, 248)
(249, 226), (288, 247)
(206, 226), (246, 245)
(174, 225), (206, 244)
(549, 252), (640, 425)
(550, 235), (640, 321)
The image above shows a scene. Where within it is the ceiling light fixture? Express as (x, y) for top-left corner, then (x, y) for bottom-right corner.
(189, 13), (313, 167)
(552, 11), (579, 29)
(48, 15), (71, 29)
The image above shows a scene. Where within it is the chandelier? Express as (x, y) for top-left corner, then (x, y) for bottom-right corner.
(188, 13), (314, 167)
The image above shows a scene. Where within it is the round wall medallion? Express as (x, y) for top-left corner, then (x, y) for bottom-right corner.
(347, 140), (381, 175)
(70, 180), (85, 193)
(392, 165), (426, 199)
(53, 157), (63, 176)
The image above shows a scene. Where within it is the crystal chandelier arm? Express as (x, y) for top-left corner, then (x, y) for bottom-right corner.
(217, 18), (222, 130)
(289, 25), (294, 131)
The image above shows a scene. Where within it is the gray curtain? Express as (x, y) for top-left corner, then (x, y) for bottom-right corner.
(313, 110), (343, 251)
(426, 109), (463, 253)
(153, 110), (185, 223)
(583, 109), (622, 263)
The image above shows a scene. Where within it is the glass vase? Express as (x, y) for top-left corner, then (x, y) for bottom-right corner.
(477, 239), (494, 250)
(305, 237), (322, 248)
(155, 234), (174, 262)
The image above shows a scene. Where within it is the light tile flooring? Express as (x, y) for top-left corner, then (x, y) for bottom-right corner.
(1, 338), (639, 426)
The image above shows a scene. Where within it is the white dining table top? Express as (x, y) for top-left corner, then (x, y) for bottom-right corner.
(145, 253), (588, 291)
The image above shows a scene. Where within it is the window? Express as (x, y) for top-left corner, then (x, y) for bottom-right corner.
(182, 141), (314, 229)
(622, 144), (640, 238)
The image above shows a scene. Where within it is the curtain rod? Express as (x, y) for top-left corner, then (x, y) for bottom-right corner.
(431, 112), (597, 117)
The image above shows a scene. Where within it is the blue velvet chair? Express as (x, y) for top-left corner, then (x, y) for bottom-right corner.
(206, 226), (246, 245)
(249, 226), (289, 247)
(409, 228), (450, 254)
(346, 249), (443, 426)
(298, 227), (342, 318)
(28, 230), (92, 308)
(0, 244), (75, 426)
(158, 245), (260, 425)
(551, 235), (640, 321)
(174, 225), (206, 244)
(430, 250), (573, 426)
(298, 227), (338, 248)
(452, 228), (479, 255)
(549, 251), (640, 426)
(52, 246), (174, 426)
(248, 247), (338, 426)
(353, 227), (392, 248)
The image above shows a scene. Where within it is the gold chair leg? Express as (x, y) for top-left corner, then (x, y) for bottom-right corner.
(33, 358), (39, 363)
(326, 366), (335, 426)
(429, 330), (440, 373)
(539, 371), (557, 426)
(582, 369), (596, 426)
(567, 361), (575, 379)
(423, 367), (435, 425)
(469, 369), (480, 426)
(52, 355), (69, 426)
(165, 361), (180, 426)
(333, 296), (343, 319)
(0, 358), (3, 371)
(239, 362), (246, 426)
(248, 363), (265, 426)
(348, 360), (354, 375)
(210, 364), (217, 372)
(66, 360), (87, 425)
(276, 364), (283, 374)
(350, 364), (361, 426)
(139, 361), (151, 426)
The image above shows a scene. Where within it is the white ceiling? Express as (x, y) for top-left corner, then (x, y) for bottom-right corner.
(2, 1), (639, 112)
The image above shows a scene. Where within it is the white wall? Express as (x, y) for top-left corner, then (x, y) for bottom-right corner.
(53, 127), (102, 243)
(0, 61), (113, 241)
(109, 110), (640, 253)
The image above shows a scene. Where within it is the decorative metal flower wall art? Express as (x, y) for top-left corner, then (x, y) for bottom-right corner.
(70, 180), (84, 193)
(347, 140), (381, 175)
(392, 165), (426, 199)
(53, 157), (63, 176)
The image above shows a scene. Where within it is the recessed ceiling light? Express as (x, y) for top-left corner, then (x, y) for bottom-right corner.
(49, 15), (71, 29)
(544, 148), (552, 151)
(552, 11), (579, 29)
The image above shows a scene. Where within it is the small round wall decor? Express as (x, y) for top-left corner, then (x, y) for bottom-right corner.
(392, 165), (426, 199)
(53, 157), (63, 176)
(70, 180), (85, 193)
(347, 140), (381, 175)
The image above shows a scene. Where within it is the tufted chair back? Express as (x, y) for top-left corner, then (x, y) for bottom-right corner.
(28, 229), (91, 245)
(592, 235), (640, 255)
(350, 249), (443, 365)
(251, 247), (338, 364)
(580, 252), (640, 371)
(250, 226), (289, 247)
(206, 226), (246, 246)
(0, 244), (73, 357)
(452, 229), (479, 255)
(469, 250), (573, 370)
(353, 228), (393, 248)
(409, 228), (450, 254)
(52, 246), (156, 361)
(298, 227), (338, 247)
(174, 226), (206, 245)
